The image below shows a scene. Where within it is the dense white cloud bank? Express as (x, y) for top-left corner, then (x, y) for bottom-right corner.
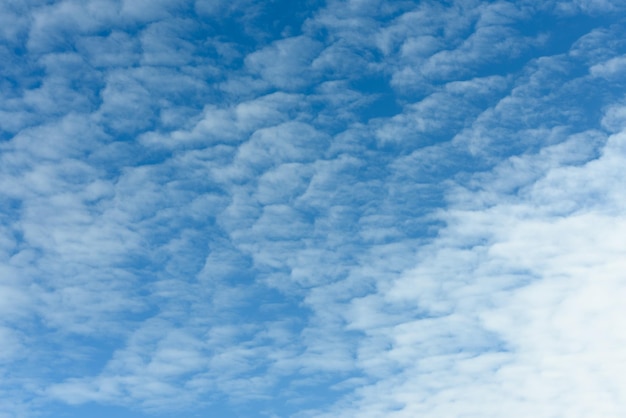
(314, 127), (626, 418)
(0, 0), (625, 417)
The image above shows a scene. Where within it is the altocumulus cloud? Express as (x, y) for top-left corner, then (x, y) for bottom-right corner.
(1, 0), (626, 417)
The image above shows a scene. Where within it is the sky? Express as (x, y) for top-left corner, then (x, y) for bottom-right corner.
(1, 0), (626, 417)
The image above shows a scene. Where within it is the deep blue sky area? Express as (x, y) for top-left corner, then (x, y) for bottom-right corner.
(1, 1), (626, 417)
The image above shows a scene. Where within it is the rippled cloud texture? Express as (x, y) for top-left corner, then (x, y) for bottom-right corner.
(1, 1), (626, 417)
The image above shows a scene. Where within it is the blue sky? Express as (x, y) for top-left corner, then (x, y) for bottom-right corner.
(1, 1), (626, 417)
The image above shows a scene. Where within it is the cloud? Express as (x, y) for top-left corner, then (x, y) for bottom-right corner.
(0, 1), (31, 45)
(245, 36), (324, 90)
(119, 0), (187, 22)
(76, 31), (141, 68)
(590, 54), (626, 78)
(139, 18), (200, 67)
(1, 0), (626, 417)
(27, 0), (119, 54)
(375, 75), (510, 145)
(305, 120), (626, 418)
(551, 0), (626, 14)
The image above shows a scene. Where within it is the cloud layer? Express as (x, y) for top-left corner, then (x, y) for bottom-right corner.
(1, 1), (625, 417)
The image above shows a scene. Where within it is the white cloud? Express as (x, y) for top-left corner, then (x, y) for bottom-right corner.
(245, 36), (324, 90)
(0, 326), (24, 364)
(119, 0), (185, 22)
(194, 0), (255, 18)
(76, 31), (141, 68)
(2, 0), (626, 417)
(27, 0), (119, 54)
(0, 1), (31, 44)
(139, 18), (198, 67)
(569, 25), (626, 66)
(552, 0), (626, 14)
(590, 54), (626, 78)
(602, 102), (626, 133)
(306, 123), (626, 418)
(375, 75), (509, 144)
(140, 92), (306, 149)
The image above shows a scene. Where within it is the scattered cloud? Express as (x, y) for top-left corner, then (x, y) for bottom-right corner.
(1, 1), (625, 417)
